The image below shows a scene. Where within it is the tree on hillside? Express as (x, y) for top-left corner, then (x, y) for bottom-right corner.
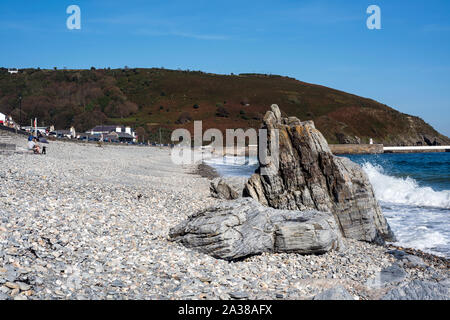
(73, 110), (108, 132)
(175, 112), (192, 124)
(216, 106), (229, 118)
(104, 100), (138, 118)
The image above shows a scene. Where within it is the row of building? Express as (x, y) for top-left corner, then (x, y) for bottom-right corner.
(1, 112), (137, 143)
(49, 125), (137, 143)
(82, 125), (136, 142)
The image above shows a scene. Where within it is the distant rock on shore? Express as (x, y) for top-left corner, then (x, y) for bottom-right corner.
(244, 105), (395, 244)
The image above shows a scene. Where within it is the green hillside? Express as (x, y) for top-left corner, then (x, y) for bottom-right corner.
(0, 67), (448, 146)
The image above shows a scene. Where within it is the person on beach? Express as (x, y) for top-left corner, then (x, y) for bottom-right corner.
(27, 137), (41, 154)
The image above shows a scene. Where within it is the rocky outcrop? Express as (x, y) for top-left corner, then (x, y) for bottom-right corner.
(386, 250), (427, 268)
(244, 105), (395, 244)
(169, 198), (343, 261)
(382, 280), (449, 300)
(335, 133), (361, 145)
(210, 177), (247, 200)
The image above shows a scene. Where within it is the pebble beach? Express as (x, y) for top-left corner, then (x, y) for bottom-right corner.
(0, 132), (448, 300)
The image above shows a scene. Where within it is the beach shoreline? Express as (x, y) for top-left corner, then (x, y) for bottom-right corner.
(0, 132), (448, 300)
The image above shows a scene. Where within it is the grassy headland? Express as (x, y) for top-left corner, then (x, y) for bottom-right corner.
(0, 67), (448, 146)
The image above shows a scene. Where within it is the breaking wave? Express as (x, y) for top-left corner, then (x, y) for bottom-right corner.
(362, 162), (450, 209)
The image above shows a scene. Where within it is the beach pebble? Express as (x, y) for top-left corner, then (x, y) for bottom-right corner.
(0, 132), (447, 300)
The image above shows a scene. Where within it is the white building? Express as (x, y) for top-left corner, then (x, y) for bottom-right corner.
(87, 125), (136, 142)
(8, 68), (18, 74)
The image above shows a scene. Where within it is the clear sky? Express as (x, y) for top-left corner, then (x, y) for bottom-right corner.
(1, 0), (449, 136)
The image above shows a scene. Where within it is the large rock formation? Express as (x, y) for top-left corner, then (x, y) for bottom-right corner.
(244, 105), (395, 244)
(382, 280), (449, 300)
(169, 198), (343, 261)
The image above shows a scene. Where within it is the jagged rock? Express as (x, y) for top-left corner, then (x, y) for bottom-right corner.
(386, 249), (407, 260)
(244, 105), (395, 244)
(313, 286), (354, 300)
(402, 255), (427, 268)
(336, 133), (361, 145)
(382, 280), (449, 300)
(169, 198), (343, 261)
(210, 177), (247, 200)
(386, 250), (427, 268)
(422, 135), (440, 146)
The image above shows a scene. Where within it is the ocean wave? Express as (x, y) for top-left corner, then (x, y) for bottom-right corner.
(396, 231), (448, 253)
(362, 162), (450, 209)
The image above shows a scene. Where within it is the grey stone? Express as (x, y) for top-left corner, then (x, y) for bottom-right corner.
(313, 286), (354, 300)
(5, 271), (17, 282)
(402, 255), (427, 268)
(169, 198), (343, 261)
(0, 292), (10, 300)
(17, 282), (31, 291)
(380, 264), (407, 284)
(367, 264), (407, 288)
(382, 280), (449, 300)
(386, 249), (407, 260)
(386, 250), (427, 268)
(111, 280), (125, 288)
(0, 286), (9, 294)
(244, 105), (395, 244)
(229, 291), (249, 299)
(210, 177), (247, 200)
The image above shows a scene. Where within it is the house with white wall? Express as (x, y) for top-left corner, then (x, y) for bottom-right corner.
(87, 125), (136, 142)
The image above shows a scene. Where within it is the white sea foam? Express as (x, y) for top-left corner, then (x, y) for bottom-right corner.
(362, 163), (450, 209)
(399, 231), (448, 252)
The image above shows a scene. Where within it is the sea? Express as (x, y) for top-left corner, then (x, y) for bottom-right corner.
(204, 153), (450, 258)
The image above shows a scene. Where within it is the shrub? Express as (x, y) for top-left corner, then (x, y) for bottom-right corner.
(176, 112), (192, 124)
(216, 106), (229, 118)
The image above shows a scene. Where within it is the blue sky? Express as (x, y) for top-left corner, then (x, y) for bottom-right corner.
(1, 0), (449, 136)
